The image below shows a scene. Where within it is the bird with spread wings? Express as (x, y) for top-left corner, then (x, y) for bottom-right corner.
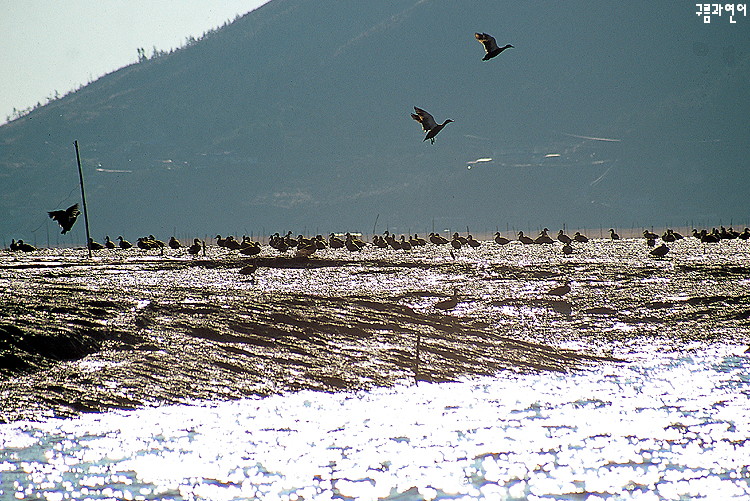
(410, 107), (453, 144)
(48, 203), (81, 234)
(474, 32), (514, 61)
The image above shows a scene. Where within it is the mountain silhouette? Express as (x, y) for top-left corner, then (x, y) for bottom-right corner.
(1, 0), (748, 245)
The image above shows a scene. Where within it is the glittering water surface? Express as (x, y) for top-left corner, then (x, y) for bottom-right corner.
(2, 237), (750, 499)
(1, 348), (749, 500)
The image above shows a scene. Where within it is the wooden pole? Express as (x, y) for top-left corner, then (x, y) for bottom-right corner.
(74, 141), (92, 258)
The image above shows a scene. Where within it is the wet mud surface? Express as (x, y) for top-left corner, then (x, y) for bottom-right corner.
(2, 238), (750, 422)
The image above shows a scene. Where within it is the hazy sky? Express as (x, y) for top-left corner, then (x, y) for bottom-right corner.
(0, 0), (269, 124)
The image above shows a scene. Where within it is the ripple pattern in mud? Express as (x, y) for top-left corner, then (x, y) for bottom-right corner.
(1, 238), (750, 421)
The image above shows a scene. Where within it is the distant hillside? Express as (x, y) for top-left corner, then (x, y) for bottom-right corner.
(2, 0), (748, 245)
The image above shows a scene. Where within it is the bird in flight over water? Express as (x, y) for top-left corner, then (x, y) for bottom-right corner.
(474, 33), (513, 61)
(48, 203), (81, 234)
(411, 107), (453, 144)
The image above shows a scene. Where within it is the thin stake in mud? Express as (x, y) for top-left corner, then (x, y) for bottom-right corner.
(414, 332), (421, 385)
(74, 140), (93, 258)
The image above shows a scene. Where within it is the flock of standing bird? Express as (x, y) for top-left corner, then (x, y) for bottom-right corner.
(8, 217), (750, 260)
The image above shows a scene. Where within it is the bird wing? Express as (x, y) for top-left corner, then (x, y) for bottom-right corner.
(66, 203), (81, 217)
(475, 32), (499, 53)
(412, 107), (437, 131)
(47, 209), (64, 221)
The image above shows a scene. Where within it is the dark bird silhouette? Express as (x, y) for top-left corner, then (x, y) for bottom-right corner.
(385, 232), (401, 250)
(137, 237), (153, 250)
(547, 281), (571, 297)
(474, 32), (513, 61)
(315, 235), (328, 249)
(399, 235), (412, 251)
(573, 231), (589, 243)
(240, 238), (261, 256)
(188, 238), (202, 255)
(434, 288), (459, 310)
(698, 229), (720, 243)
(430, 232), (449, 245)
(609, 229), (620, 240)
(117, 236), (132, 249)
(48, 204), (81, 234)
(239, 264), (258, 281)
(295, 236), (318, 258)
(518, 231), (534, 244)
(224, 235), (241, 250)
(345, 233), (365, 252)
(494, 232), (511, 245)
(16, 240), (36, 252)
(650, 243), (670, 257)
(88, 237), (104, 250)
(535, 228), (554, 244)
(557, 230), (572, 245)
(104, 236), (116, 249)
(168, 236), (182, 249)
(411, 107), (453, 144)
(451, 232), (463, 249)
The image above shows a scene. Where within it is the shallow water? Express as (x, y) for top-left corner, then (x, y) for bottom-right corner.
(1, 237), (750, 498)
(1, 346), (749, 500)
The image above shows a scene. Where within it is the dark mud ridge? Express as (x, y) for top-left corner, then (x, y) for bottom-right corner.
(0, 256), (616, 422)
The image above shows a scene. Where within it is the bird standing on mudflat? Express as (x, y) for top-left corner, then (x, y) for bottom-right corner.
(474, 32), (513, 61)
(88, 237), (104, 250)
(48, 203), (81, 234)
(494, 232), (511, 245)
(188, 238), (202, 255)
(411, 107), (453, 144)
(650, 244), (669, 258)
(434, 288), (459, 310)
(16, 240), (36, 252)
(547, 281), (571, 297)
(239, 264), (258, 282)
(573, 232), (589, 243)
(557, 230), (572, 245)
(117, 236), (133, 249)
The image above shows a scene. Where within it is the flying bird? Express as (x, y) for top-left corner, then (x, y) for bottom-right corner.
(411, 107), (453, 144)
(48, 203), (81, 234)
(474, 32), (513, 61)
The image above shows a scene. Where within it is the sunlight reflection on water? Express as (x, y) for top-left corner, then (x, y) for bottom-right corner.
(1, 346), (749, 500)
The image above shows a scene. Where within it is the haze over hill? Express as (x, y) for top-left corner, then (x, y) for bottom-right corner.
(1, 0), (748, 246)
